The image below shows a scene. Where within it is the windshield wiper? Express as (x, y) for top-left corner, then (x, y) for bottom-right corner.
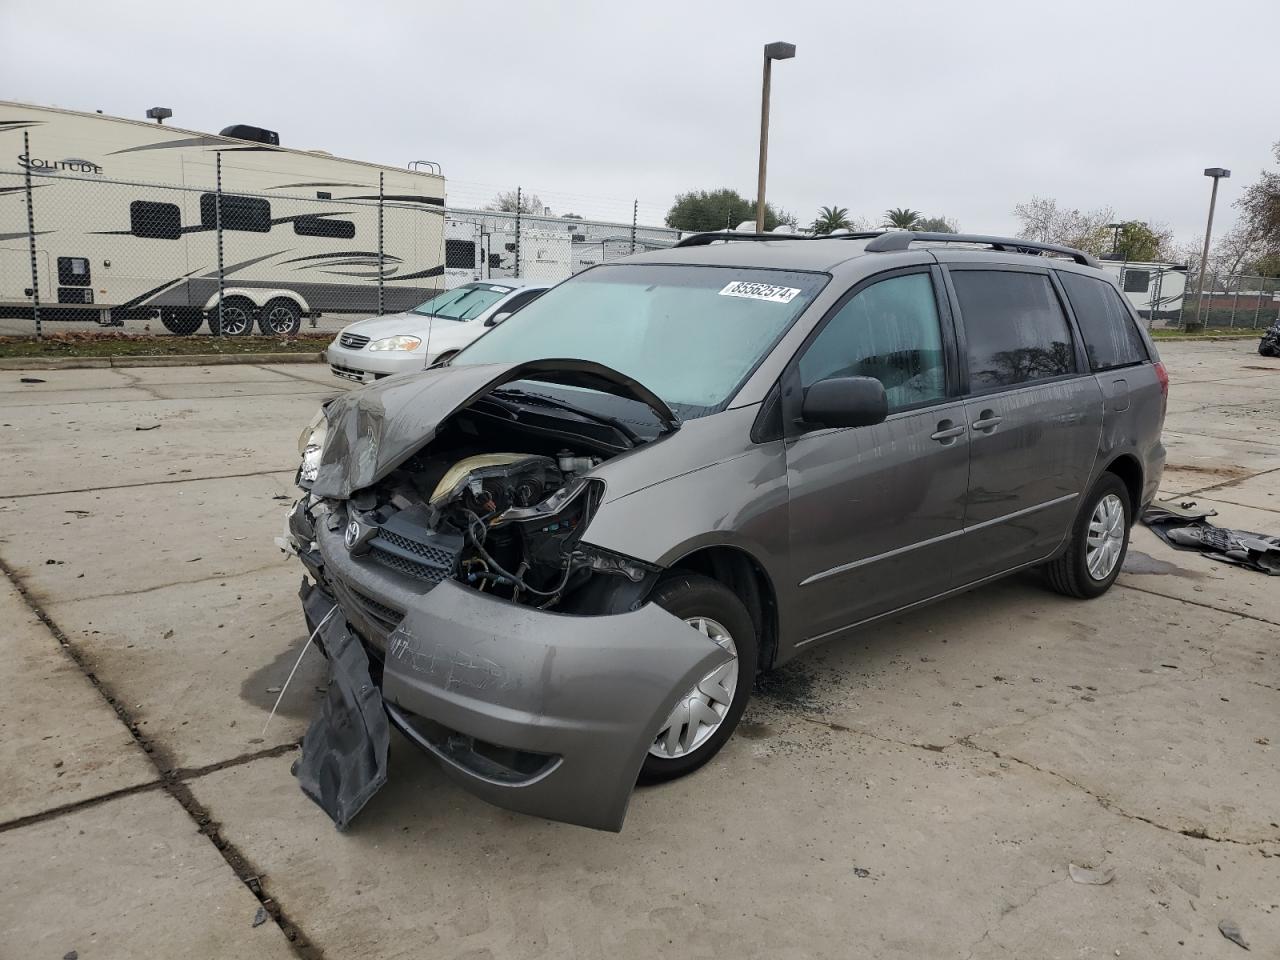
(490, 388), (644, 446)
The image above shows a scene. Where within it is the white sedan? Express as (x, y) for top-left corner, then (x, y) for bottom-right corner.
(326, 279), (550, 383)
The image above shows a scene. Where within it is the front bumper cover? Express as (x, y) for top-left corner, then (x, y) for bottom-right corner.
(299, 518), (731, 832)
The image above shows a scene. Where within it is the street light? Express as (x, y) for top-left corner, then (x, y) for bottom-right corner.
(1193, 167), (1231, 328)
(756, 41), (796, 234)
(1107, 222), (1125, 257)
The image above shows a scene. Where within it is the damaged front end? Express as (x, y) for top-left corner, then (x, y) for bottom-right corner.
(281, 360), (729, 832)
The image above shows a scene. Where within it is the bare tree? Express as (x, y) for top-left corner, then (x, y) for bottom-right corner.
(486, 190), (545, 215)
(1012, 196), (1115, 256)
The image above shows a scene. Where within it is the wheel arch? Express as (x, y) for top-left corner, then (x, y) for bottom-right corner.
(664, 544), (779, 673)
(201, 287), (311, 314)
(1101, 453), (1143, 521)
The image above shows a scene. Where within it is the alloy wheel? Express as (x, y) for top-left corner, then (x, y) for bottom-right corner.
(1086, 493), (1125, 580)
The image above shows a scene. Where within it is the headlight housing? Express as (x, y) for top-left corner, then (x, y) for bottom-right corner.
(297, 408), (329, 483)
(368, 335), (422, 352)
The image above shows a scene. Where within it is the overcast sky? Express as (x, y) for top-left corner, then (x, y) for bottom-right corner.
(3, 0), (1276, 238)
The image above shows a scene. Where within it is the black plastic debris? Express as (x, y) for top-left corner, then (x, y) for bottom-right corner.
(1259, 320), (1280, 358)
(20, 377), (46, 384)
(252, 906), (268, 927)
(1143, 503), (1280, 576)
(293, 586), (389, 830)
(1218, 919), (1250, 950)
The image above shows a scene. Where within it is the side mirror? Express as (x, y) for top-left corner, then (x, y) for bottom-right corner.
(485, 311), (512, 327)
(800, 376), (887, 429)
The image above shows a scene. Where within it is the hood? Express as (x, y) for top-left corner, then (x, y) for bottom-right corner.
(310, 359), (680, 500)
(340, 311), (439, 342)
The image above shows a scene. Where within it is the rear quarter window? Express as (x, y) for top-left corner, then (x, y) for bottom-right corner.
(1058, 272), (1148, 371)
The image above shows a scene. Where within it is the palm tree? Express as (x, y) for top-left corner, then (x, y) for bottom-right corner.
(882, 207), (923, 230)
(812, 205), (853, 235)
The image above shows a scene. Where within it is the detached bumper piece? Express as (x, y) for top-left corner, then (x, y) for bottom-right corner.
(294, 583), (390, 830)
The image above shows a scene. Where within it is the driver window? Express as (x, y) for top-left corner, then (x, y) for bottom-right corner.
(798, 272), (946, 413)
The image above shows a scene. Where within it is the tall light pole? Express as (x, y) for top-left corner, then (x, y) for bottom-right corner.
(756, 41), (796, 234)
(1194, 167), (1230, 327)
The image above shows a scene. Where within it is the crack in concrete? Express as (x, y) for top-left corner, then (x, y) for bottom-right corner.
(0, 552), (322, 959)
(52, 558), (287, 602)
(0, 468), (296, 500)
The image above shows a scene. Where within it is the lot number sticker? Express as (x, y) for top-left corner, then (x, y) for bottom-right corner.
(718, 280), (801, 304)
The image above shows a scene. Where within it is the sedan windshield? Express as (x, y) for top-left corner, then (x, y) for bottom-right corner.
(453, 264), (826, 418)
(411, 284), (513, 321)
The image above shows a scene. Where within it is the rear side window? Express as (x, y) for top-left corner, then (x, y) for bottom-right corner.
(1058, 272), (1148, 371)
(952, 270), (1075, 391)
(799, 272), (946, 413)
(130, 200), (182, 240)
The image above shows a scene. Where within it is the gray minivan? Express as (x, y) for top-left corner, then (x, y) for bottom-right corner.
(282, 230), (1167, 832)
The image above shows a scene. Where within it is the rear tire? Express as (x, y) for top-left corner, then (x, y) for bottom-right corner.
(638, 574), (757, 785)
(258, 298), (302, 336)
(159, 308), (203, 336)
(1042, 473), (1131, 599)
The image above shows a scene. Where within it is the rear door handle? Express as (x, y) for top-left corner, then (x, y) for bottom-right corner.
(930, 420), (966, 443)
(971, 410), (1002, 433)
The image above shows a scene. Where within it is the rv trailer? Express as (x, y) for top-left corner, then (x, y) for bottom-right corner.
(0, 101), (446, 334)
(1099, 259), (1188, 323)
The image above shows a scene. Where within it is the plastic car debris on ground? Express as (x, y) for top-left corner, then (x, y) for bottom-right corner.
(1143, 502), (1280, 575)
(1259, 320), (1280, 358)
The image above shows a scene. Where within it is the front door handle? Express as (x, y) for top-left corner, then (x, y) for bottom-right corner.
(930, 420), (966, 443)
(971, 410), (1002, 433)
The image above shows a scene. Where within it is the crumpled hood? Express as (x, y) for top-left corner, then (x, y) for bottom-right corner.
(310, 359), (679, 500)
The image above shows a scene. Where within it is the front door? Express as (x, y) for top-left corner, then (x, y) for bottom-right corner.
(784, 268), (970, 645)
(945, 267), (1104, 583)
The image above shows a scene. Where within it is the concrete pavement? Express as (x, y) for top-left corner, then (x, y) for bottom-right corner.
(0, 345), (1277, 959)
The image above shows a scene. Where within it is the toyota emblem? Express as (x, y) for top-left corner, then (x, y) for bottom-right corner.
(345, 520), (360, 550)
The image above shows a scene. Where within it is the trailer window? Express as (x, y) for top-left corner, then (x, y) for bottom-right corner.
(57, 257), (91, 286)
(130, 201), (182, 240)
(445, 239), (476, 268)
(200, 193), (272, 233)
(1122, 270), (1150, 294)
(293, 216), (355, 239)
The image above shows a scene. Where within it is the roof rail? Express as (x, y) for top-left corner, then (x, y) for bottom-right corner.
(864, 231), (1100, 268)
(674, 230), (881, 248)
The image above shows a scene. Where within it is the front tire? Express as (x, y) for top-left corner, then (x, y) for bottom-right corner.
(208, 297), (256, 336)
(639, 574), (757, 784)
(159, 308), (203, 335)
(1042, 473), (1131, 599)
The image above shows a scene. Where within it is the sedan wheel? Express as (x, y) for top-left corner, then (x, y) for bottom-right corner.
(650, 617), (738, 759)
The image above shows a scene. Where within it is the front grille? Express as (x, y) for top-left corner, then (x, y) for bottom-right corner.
(329, 363), (365, 382)
(339, 332), (370, 349)
(369, 546), (452, 584)
(378, 528), (457, 564)
(350, 586), (403, 628)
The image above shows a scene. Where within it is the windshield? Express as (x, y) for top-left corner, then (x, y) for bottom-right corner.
(410, 283), (513, 321)
(453, 264), (826, 418)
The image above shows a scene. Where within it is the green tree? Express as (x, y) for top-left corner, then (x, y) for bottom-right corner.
(665, 188), (783, 232)
(812, 205), (853, 234)
(1112, 221), (1172, 262)
(882, 207), (923, 230)
(915, 215), (958, 233)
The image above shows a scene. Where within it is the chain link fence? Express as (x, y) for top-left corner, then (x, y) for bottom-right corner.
(0, 140), (679, 341)
(1172, 271), (1280, 332)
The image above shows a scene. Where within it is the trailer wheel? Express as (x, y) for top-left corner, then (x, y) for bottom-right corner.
(208, 296), (256, 336)
(259, 298), (302, 336)
(159, 308), (203, 336)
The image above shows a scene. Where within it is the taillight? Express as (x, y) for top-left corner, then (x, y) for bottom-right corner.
(1154, 361), (1169, 397)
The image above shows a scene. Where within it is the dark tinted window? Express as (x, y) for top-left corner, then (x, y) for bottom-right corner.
(199, 193), (271, 232)
(1059, 272), (1148, 371)
(1122, 270), (1150, 293)
(952, 270), (1075, 391)
(130, 200), (181, 240)
(57, 256), (90, 286)
(293, 215), (354, 239)
(799, 272), (946, 412)
(501, 289), (544, 313)
(445, 238), (476, 268)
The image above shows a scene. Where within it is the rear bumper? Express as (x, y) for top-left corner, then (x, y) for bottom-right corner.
(301, 508), (727, 831)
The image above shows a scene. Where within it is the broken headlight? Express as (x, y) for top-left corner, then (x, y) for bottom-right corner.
(297, 409), (329, 483)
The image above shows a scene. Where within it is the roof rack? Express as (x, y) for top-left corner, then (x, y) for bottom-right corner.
(673, 230), (881, 248)
(864, 231), (1100, 268)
